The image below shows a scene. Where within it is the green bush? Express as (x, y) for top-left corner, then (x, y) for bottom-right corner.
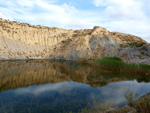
(93, 56), (150, 75)
(93, 56), (124, 71)
(128, 42), (146, 47)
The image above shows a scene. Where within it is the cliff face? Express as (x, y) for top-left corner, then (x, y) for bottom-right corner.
(0, 18), (150, 64)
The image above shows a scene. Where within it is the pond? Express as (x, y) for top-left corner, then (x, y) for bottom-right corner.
(0, 60), (150, 113)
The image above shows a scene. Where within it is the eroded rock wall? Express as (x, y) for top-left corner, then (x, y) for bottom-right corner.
(0, 18), (149, 64)
(0, 19), (74, 59)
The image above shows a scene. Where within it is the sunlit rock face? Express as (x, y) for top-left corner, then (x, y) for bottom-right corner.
(0, 18), (150, 64)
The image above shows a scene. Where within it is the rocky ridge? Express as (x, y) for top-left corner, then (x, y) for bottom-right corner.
(0, 18), (150, 64)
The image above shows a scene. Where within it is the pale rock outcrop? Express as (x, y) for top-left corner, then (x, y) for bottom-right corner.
(0, 18), (149, 64)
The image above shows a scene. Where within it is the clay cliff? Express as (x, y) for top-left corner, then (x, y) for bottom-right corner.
(0, 18), (150, 64)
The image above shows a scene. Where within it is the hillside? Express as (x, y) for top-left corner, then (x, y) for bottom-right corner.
(0, 18), (150, 64)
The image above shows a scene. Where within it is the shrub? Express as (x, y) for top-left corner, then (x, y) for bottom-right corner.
(125, 91), (150, 113)
(93, 56), (150, 75)
(93, 56), (124, 71)
(128, 42), (146, 47)
(81, 99), (114, 113)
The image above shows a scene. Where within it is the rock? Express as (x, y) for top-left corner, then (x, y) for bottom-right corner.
(0, 18), (149, 64)
(140, 44), (150, 56)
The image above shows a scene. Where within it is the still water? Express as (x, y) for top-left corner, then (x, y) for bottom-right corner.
(0, 60), (150, 113)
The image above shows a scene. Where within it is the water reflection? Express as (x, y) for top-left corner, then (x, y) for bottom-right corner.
(0, 60), (150, 113)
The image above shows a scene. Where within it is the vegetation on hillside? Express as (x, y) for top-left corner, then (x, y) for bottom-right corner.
(91, 56), (150, 75)
(128, 42), (146, 47)
(121, 42), (147, 48)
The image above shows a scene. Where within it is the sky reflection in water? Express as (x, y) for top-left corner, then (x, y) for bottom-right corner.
(0, 60), (150, 113)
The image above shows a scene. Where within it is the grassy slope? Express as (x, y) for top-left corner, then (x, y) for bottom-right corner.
(93, 56), (150, 75)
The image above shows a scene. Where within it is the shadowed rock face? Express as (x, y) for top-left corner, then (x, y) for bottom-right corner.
(0, 19), (150, 64)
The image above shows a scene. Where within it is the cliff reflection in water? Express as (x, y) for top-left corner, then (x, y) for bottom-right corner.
(0, 60), (150, 92)
(1, 60), (150, 113)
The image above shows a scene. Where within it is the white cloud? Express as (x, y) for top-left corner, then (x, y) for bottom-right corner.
(93, 0), (145, 20)
(0, 12), (8, 19)
(0, 0), (95, 29)
(0, 0), (149, 42)
(92, 0), (150, 42)
(0, 8), (14, 20)
(15, 81), (85, 95)
(93, 0), (105, 7)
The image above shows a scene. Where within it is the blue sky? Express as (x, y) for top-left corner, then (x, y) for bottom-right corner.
(0, 0), (150, 42)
